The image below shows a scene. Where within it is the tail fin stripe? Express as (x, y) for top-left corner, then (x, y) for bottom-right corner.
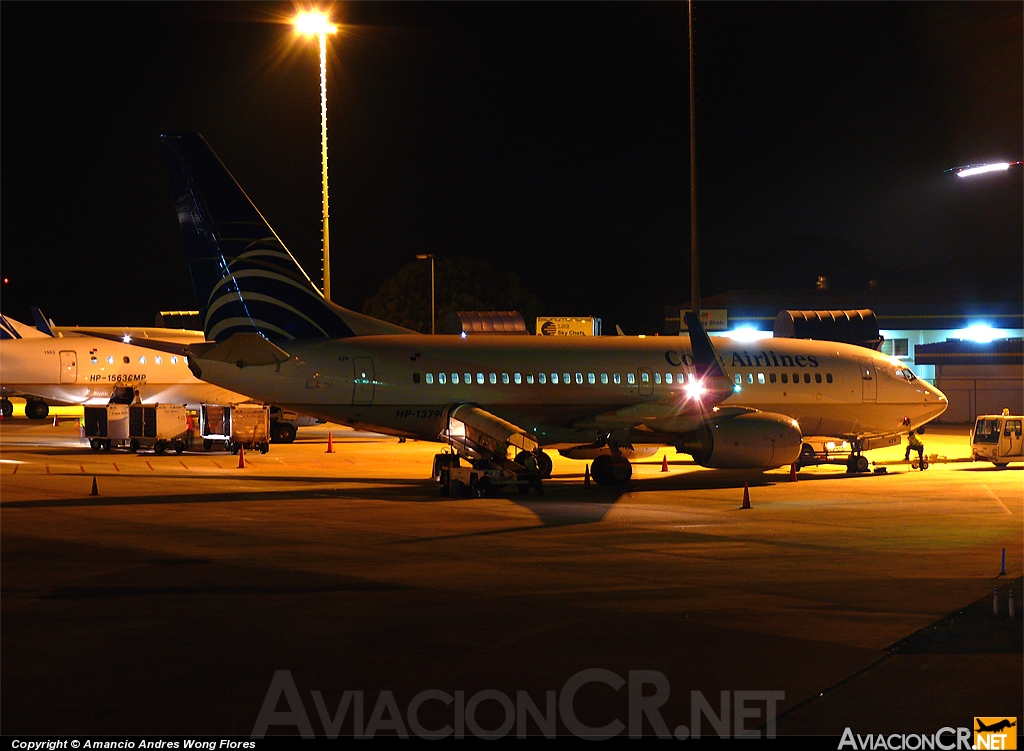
(206, 293), (332, 340)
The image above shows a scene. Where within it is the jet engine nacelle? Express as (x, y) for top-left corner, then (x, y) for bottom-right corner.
(677, 411), (802, 469)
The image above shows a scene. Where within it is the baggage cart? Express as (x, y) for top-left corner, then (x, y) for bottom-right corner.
(84, 404), (130, 452)
(128, 404), (188, 454)
(200, 404), (270, 454)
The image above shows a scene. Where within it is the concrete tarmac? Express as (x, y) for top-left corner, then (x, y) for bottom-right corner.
(2, 419), (1020, 738)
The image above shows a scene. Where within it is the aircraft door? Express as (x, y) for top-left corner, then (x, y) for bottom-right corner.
(59, 351), (78, 384)
(352, 357), (375, 404)
(638, 367), (654, 396)
(857, 358), (876, 402)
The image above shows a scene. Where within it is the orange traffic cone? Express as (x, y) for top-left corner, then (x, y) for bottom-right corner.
(326, 431), (334, 453)
(237, 445), (246, 469)
(790, 463), (798, 482)
(661, 454), (669, 472)
(53, 415), (59, 427)
(584, 464), (591, 488)
(90, 476), (99, 496)
(740, 482), (751, 510)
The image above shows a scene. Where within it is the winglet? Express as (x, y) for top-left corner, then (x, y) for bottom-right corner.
(683, 311), (727, 381)
(683, 311), (734, 405)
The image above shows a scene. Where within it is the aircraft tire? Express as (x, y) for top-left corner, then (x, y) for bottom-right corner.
(0, 398), (12, 418)
(855, 455), (869, 473)
(608, 457), (632, 484)
(590, 454), (612, 485)
(25, 400), (49, 420)
(129, 439), (140, 453)
(272, 422), (296, 444)
(154, 441), (165, 455)
(90, 439), (101, 452)
(994, 463), (1008, 469)
(536, 450), (553, 478)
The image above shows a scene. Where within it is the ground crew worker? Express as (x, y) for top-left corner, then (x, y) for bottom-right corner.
(905, 429), (925, 468)
(523, 449), (544, 495)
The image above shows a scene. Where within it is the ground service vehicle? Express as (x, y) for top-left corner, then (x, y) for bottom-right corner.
(971, 411), (1023, 467)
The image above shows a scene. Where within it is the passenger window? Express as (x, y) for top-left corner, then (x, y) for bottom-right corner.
(489, 373), (497, 384)
(640, 372), (650, 384)
(502, 373), (510, 384)
(654, 373), (662, 385)
(757, 373), (765, 384)
(665, 373), (673, 385)
(171, 356), (178, 365)
(123, 356), (130, 364)
(826, 373), (833, 383)
(108, 356), (115, 364)
(155, 356), (162, 365)
(476, 373), (484, 384)
(425, 373), (434, 385)
(575, 373), (583, 384)
(747, 373), (754, 385)
(600, 373), (608, 384)
(793, 372), (800, 383)
(781, 373), (788, 384)
(452, 373), (460, 384)
(803, 373), (811, 384)
(514, 373), (522, 384)
(551, 373), (559, 384)
(527, 374), (535, 384)
(815, 373), (822, 384)
(627, 373), (636, 385)
(538, 373), (546, 384)
(439, 373), (447, 384)
(769, 373), (777, 384)
(563, 372), (571, 384)
(587, 373), (595, 384)
(413, 373), (421, 384)
(735, 374), (742, 386)
(91, 357), (99, 364)
(614, 374), (621, 385)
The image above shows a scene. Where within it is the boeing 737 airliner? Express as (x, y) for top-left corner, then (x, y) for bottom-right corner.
(148, 132), (946, 484)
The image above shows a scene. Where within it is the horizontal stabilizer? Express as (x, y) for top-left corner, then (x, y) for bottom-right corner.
(192, 332), (291, 368)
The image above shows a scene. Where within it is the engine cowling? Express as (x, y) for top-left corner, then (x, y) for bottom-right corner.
(677, 411), (802, 468)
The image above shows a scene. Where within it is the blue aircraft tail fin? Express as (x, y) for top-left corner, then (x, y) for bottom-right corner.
(160, 131), (412, 343)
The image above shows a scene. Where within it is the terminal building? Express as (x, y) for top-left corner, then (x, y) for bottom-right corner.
(665, 289), (1023, 424)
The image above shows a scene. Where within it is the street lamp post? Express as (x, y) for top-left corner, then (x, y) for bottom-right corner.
(293, 10), (338, 301)
(416, 254), (435, 334)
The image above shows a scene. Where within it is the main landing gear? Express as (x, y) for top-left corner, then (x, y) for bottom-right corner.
(590, 453), (633, 485)
(846, 440), (870, 474)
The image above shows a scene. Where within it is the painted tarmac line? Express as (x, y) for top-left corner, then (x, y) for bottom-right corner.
(982, 484), (1014, 515)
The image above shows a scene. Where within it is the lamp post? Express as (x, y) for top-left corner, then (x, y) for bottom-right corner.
(416, 254), (435, 334)
(293, 10), (338, 301)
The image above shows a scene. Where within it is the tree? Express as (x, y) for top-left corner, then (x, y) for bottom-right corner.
(363, 256), (543, 333)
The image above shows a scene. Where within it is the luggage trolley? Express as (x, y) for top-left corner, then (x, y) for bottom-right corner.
(127, 404), (189, 454)
(84, 404), (130, 452)
(200, 404), (271, 454)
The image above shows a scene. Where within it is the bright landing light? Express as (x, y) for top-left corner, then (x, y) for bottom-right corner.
(683, 373), (707, 400)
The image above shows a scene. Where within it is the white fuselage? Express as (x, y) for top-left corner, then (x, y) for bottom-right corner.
(0, 333), (249, 407)
(192, 333), (947, 447)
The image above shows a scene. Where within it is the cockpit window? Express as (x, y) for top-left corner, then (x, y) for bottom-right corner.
(894, 367), (917, 383)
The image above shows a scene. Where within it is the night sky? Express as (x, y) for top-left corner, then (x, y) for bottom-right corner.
(2, 1), (1021, 334)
